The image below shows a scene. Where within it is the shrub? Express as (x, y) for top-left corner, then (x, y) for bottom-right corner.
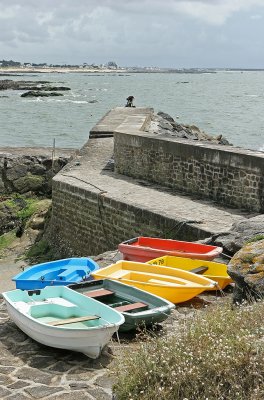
(113, 299), (264, 400)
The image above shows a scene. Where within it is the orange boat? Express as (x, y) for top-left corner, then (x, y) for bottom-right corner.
(118, 237), (223, 262)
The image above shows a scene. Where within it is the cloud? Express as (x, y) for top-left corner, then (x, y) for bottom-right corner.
(250, 14), (263, 19)
(171, 0), (264, 25)
(0, 0), (264, 66)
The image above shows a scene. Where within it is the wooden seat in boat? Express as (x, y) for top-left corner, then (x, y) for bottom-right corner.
(47, 315), (100, 326)
(84, 289), (114, 298)
(189, 266), (208, 274)
(114, 302), (147, 312)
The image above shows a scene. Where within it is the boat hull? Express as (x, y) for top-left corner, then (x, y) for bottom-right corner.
(3, 286), (124, 358)
(12, 257), (99, 290)
(148, 256), (233, 290)
(69, 279), (175, 332)
(92, 261), (216, 304)
(118, 237), (223, 262)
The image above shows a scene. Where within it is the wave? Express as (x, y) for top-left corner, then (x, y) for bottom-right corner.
(46, 99), (89, 104)
(23, 98), (44, 102)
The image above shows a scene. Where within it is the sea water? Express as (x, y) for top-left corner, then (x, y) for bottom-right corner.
(0, 71), (263, 151)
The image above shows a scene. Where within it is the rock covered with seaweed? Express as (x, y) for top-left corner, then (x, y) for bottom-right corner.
(228, 237), (264, 303)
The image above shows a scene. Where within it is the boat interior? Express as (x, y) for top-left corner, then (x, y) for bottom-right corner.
(24, 267), (90, 282)
(10, 295), (106, 328)
(84, 288), (149, 313)
(98, 268), (208, 287)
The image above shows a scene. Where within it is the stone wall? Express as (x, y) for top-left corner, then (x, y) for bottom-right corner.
(114, 132), (264, 213)
(51, 179), (210, 257)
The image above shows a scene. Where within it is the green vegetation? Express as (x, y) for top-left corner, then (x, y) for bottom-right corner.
(0, 231), (16, 255)
(113, 299), (264, 400)
(246, 235), (264, 244)
(2, 194), (39, 223)
(25, 239), (55, 263)
(16, 199), (38, 221)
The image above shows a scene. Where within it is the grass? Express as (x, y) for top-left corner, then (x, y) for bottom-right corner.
(113, 299), (264, 400)
(0, 231), (16, 255)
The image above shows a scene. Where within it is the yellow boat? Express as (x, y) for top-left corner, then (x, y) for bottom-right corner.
(147, 256), (233, 290)
(91, 260), (217, 304)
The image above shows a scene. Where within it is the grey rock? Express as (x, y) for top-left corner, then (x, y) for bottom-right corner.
(7, 381), (29, 389)
(6, 394), (30, 400)
(148, 111), (232, 145)
(0, 387), (12, 397)
(157, 119), (174, 131)
(13, 367), (54, 385)
(0, 152), (71, 196)
(213, 215), (264, 255)
(157, 111), (175, 123)
(6, 395), (31, 400)
(21, 91), (63, 97)
(25, 385), (63, 398)
(0, 79), (71, 92)
(228, 239), (264, 303)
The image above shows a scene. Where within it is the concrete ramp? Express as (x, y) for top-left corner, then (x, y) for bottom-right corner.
(89, 107), (153, 138)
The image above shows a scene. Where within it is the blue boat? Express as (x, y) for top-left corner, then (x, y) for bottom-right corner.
(12, 258), (99, 290)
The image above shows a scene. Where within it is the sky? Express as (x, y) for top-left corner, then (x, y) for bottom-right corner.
(1, 0), (264, 68)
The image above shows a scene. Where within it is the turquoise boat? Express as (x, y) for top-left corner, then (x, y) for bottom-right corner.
(68, 279), (175, 332)
(12, 258), (99, 290)
(3, 286), (124, 358)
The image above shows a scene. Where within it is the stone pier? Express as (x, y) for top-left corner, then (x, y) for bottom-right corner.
(51, 107), (252, 257)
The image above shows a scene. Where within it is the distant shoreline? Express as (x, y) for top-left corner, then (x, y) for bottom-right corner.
(1, 66), (264, 75)
(0, 66), (127, 74)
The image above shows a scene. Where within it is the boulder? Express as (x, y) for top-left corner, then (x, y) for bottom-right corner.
(13, 174), (45, 194)
(212, 215), (264, 255)
(0, 151), (73, 196)
(0, 79), (71, 92)
(21, 91), (63, 97)
(228, 238), (264, 302)
(147, 111), (232, 145)
(157, 111), (175, 123)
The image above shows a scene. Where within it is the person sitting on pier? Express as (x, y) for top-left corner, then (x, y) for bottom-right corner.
(125, 95), (135, 107)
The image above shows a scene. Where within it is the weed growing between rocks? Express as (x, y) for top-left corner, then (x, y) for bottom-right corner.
(113, 299), (264, 400)
(25, 239), (54, 263)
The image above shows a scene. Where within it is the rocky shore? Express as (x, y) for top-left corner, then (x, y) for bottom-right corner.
(147, 111), (231, 145)
(0, 79), (71, 98)
(0, 147), (76, 196)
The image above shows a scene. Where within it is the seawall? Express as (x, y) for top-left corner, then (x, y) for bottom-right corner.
(51, 107), (255, 257)
(114, 129), (264, 213)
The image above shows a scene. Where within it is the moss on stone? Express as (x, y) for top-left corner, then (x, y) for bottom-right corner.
(25, 239), (55, 263)
(13, 173), (45, 193)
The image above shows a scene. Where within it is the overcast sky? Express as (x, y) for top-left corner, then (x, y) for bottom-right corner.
(1, 0), (264, 68)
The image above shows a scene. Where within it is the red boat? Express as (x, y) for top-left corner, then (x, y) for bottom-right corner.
(118, 237), (223, 262)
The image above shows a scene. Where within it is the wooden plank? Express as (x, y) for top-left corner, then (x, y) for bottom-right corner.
(114, 302), (147, 312)
(47, 315), (100, 326)
(84, 289), (114, 298)
(190, 266), (208, 274)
